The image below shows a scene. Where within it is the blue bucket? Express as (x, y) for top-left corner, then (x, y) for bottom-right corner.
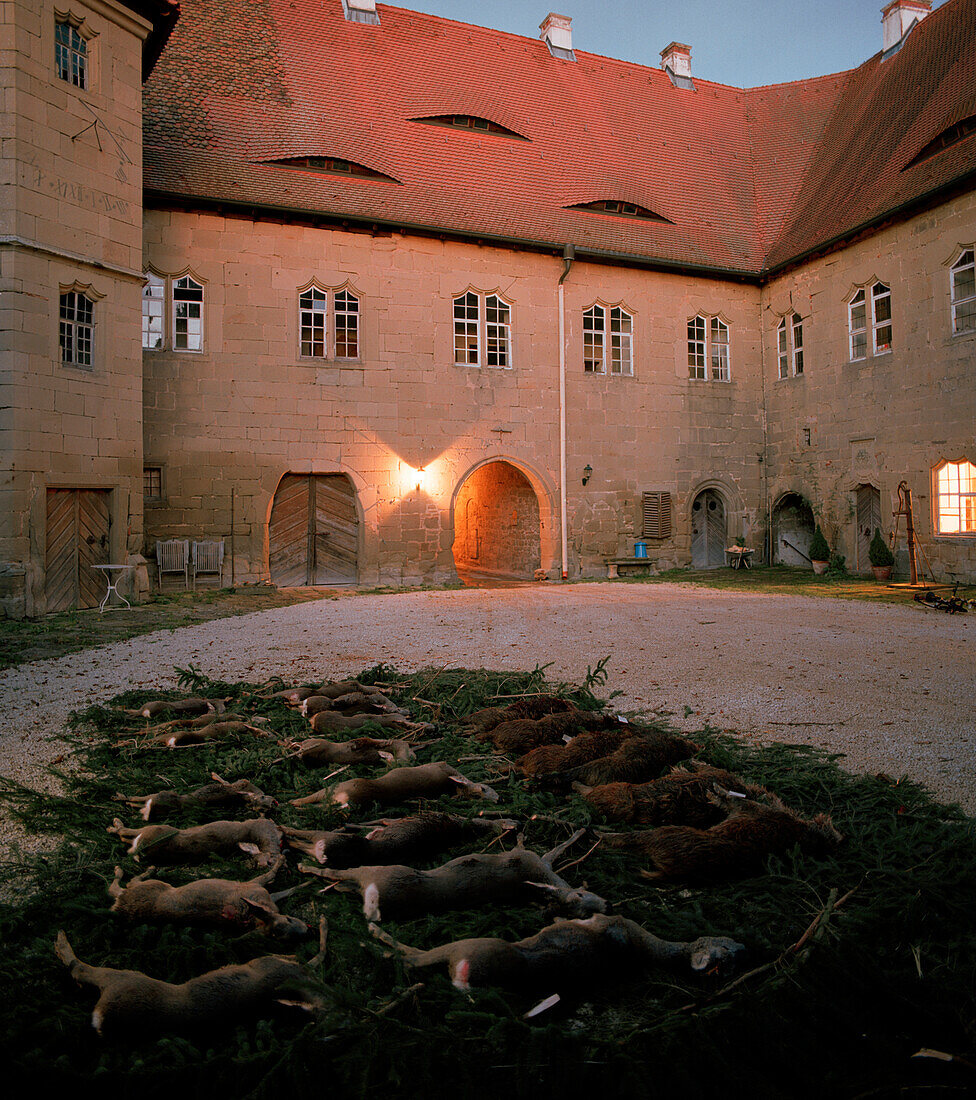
(634, 541), (648, 558)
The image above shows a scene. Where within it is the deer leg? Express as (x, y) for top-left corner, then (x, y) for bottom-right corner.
(542, 827), (587, 866)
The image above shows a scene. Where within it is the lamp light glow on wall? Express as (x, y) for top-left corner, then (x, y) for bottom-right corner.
(416, 466), (425, 493)
(582, 464), (593, 486)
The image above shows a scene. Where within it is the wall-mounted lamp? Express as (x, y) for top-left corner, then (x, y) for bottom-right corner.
(582, 464), (593, 486)
(416, 466), (425, 493)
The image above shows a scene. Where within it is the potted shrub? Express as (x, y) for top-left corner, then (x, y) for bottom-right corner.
(809, 525), (830, 575)
(868, 527), (894, 581)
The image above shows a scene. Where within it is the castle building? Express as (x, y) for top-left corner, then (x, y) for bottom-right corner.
(2, 0), (974, 616)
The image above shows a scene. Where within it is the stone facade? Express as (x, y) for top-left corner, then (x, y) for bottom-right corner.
(0, 0), (149, 616)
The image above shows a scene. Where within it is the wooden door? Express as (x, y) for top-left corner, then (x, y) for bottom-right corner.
(856, 485), (882, 573)
(691, 490), (726, 568)
(269, 474), (358, 586)
(45, 489), (111, 612)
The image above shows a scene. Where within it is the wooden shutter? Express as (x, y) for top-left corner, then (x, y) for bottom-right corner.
(642, 491), (672, 539)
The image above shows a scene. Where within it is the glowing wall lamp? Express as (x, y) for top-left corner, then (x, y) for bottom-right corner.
(416, 466), (426, 493)
(582, 464), (593, 486)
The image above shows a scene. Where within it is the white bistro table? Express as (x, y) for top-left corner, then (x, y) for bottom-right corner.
(93, 564), (133, 612)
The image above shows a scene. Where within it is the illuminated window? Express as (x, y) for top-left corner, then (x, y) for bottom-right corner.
(59, 291), (94, 368)
(55, 20), (88, 88)
(951, 250), (975, 334)
(935, 460), (976, 535)
(777, 313), (804, 379)
(454, 291), (511, 367)
(584, 304), (633, 375)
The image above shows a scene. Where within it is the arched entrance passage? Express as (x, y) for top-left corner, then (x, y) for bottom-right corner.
(691, 488), (727, 568)
(772, 493), (815, 566)
(452, 461), (542, 581)
(269, 473), (359, 586)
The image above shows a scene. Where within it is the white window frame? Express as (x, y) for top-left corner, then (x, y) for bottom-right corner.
(298, 284), (360, 360)
(142, 271), (165, 350)
(59, 290), (95, 369)
(584, 303), (633, 375)
(688, 314), (731, 381)
(299, 285), (328, 358)
(871, 282), (892, 355)
(951, 249), (976, 335)
(333, 288), (360, 359)
(934, 459), (976, 536)
(453, 290), (512, 368)
(172, 274), (205, 352)
(849, 282), (892, 361)
(777, 312), (804, 379)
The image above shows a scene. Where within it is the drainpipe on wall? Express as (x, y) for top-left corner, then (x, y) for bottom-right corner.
(758, 294), (770, 564)
(557, 244), (575, 579)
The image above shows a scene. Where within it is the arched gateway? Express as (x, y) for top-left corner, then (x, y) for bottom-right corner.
(452, 461), (543, 581)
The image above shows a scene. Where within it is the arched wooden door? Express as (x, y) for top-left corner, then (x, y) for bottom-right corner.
(691, 489), (727, 568)
(269, 474), (358, 586)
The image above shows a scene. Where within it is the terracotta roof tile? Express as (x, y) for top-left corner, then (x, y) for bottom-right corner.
(143, 0), (976, 277)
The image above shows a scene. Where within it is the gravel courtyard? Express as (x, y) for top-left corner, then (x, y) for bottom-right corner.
(0, 582), (972, 832)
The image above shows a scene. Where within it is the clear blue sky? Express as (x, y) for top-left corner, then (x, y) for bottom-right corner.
(402, 0), (947, 87)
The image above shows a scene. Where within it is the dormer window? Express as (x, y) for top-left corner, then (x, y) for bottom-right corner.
(904, 116), (976, 171)
(268, 158), (399, 183)
(569, 200), (669, 223)
(412, 116), (527, 140)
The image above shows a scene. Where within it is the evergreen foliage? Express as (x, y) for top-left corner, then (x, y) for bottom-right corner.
(869, 527), (896, 567)
(809, 525), (831, 562)
(1, 665), (974, 1098)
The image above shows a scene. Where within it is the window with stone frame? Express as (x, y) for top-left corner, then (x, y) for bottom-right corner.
(299, 286), (360, 359)
(453, 291), (511, 367)
(951, 250), (976, 334)
(777, 313), (804, 379)
(583, 304), (633, 375)
(688, 314), (730, 381)
(142, 272), (165, 349)
(143, 466), (163, 502)
(173, 274), (204, 351)
(849, 282), (891, 360)
(333, 289), (359, 358)
(59, 290), (94, 369)
(299, 286), (328, 357)
(55, 19), (88, 89)
(935, 459), (976, 535)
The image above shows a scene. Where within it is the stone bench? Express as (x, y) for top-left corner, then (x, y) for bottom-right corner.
(605, 557), (656, 579)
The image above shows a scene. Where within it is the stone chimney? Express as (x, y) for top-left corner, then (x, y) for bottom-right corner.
(661, 42), (694, 89)
(342, 0), (380, 25)
(882, 0), (931, 54)
(540, 13), (574, 60)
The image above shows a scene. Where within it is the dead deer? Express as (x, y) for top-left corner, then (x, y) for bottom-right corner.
(603, 787), (843, 882)
(302, 829), (605, 921)
(575, 763), (764, 827)
(518, 728), (633, 776)
(309, 710), (427, 736)
(290, 761), (499, 810)
(121, 697), (224, 720)
(108, 817), (283, 867)
(55, 918), (328, 1036)
(114, 774), (277, 822)
(301, 690), (408, 719)
(282, 811), (516, 866)
(462, 695), (579, 735)
(108, 857), (308, 943)
(286, 736), (415, 768)
(475, 711), (618, 755)
(542, 731), (700, 788)
(370, 912), (744, 992)
(155, 720), (273, 748)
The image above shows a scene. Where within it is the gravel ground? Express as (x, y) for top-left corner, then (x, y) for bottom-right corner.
(1, 582), (972, 854)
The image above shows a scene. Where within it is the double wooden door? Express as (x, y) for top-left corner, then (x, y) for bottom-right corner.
(269, 474), (359, 586)
(691, 489), (727, 568)
(45, 489), (111, 612)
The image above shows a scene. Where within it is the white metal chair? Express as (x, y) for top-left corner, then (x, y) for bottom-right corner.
(155, 539), (190, 591)
(192, 540), (225, 589)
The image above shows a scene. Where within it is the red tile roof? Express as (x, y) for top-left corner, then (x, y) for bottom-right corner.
(143, 0), (976, 278)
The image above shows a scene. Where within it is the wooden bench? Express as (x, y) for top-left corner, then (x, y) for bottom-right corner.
(605, 557), (656, 579)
